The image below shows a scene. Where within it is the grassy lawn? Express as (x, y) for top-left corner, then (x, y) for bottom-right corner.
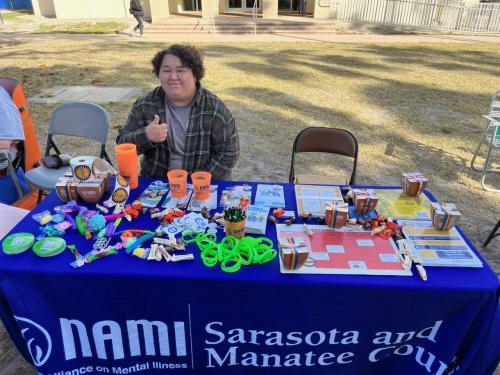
(0, 38), (499, 374)
(0, 9), (33, 22)
(34, 21), (128, 34)
(0, 39), (499, 263)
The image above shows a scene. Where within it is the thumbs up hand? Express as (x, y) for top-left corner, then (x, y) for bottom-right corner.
(145, 114), (168, 143)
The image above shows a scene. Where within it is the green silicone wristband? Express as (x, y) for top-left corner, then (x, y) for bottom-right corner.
(220, 236), (239, 250)
(204, 232), (217, 242)
(221, 255), (242, 273)
(253, 243), (269, 263)
(196, 235), (216, 249)
(258, 249), (277, 264)
(182, 231), (200, 244)
(253, 242), (277, 264)
(219, 236), (239, 260)
(239, 237), (257, 247)
(238, 242), (253, 265)
(198, 242), (219, 260)
(201, 247), (219, 267)
(255, 237), (274, 248)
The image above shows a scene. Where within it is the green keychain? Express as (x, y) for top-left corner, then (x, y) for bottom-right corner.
(32, 237), (67, 257)
(2, 233), (35, 255)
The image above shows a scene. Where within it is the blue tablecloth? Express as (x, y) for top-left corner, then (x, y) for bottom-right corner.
(0, 179), (498, 375)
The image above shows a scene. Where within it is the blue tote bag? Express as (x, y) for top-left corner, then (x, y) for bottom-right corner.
(0, 167), (30, 205)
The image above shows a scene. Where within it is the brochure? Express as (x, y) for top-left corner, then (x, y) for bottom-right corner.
(254, 184), (285, 207)
(220, 184), (252, 208)
(188, 185), (218, 211)
(133, 180), (169, 208)
(245, 205), (269, 235)
(162, 184), (193, 210)
(294, 184), (343, 218)
(401, 220), (483, 268)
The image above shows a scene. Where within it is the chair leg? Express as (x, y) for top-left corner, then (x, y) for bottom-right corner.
(471, 120), (491, 171)
(480, 134), (500, 193)
(483, 220), (500, 247)
(471, 137), (487, 171)
(36, 189), (44, 204)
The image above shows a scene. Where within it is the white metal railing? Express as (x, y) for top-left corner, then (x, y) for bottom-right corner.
(331, 0), (500, 33)
(212, 9), (216, 34)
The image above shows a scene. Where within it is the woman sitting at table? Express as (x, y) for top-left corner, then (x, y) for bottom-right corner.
(0, 86), (24, 172)
(0, 87), (29, 238)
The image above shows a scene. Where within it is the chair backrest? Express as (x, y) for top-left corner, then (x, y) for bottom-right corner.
(490, 90), (500, 115)
(488, 91), (500, 143)
(46, 102), (111, 163)
(289, 127), (358, 185)
(48, 102), (109, 144)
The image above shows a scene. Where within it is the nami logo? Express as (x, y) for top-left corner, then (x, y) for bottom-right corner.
(14, 315), (52, 367)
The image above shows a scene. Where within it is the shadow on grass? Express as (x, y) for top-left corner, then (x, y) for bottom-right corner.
(225, 99), (365, 182)
(228, 86), (371, 132)
(351, 44), (500, 76)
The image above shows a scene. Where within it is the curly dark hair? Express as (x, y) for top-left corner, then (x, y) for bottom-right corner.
(151, 44), (205, 88)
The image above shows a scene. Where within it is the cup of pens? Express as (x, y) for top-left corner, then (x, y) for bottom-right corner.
(224, 207), (247, 239)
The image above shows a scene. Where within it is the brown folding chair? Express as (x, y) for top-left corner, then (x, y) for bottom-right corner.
(289, 127), (358, 185)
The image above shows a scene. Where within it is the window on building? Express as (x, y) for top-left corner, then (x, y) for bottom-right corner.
(229, 0), (242, 7)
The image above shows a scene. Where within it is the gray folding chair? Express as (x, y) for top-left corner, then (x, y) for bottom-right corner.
(471, 90), (500, 192)
(25, 102), (112, 202)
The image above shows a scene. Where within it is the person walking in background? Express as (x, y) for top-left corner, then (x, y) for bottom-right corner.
(129, 0), (144, 36)
(299, 0), (306, 16)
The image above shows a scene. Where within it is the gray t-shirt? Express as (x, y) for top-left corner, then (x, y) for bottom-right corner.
(165, 97), (193, 171)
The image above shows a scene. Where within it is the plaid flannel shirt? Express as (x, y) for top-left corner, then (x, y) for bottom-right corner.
(117, 86), (239, 180)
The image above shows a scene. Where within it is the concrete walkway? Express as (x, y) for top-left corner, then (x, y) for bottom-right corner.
(1, 29), (500, 44)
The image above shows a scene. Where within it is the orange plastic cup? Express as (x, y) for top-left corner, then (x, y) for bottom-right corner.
(191, 171), (212, 200)
(115, 144), (139, 189)
(167, 169), (188, 198)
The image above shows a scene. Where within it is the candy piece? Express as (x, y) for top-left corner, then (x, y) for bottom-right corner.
(88, 214), (106, 232)
(171, 254), (194, 262)
(96, 204), (109, 213)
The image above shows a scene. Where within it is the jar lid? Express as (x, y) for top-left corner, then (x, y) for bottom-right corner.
(2, 233), (35, 255)
(32, 237), (67, 257)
